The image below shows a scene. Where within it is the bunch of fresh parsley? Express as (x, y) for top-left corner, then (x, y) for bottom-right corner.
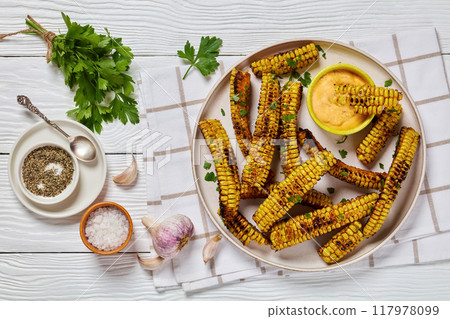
(50, 13), (139, 133)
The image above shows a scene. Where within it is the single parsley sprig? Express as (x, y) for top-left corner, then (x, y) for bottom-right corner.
(177, 36), (223, 80)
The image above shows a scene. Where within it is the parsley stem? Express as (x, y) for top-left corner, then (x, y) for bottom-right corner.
(183, 64), (195, 80)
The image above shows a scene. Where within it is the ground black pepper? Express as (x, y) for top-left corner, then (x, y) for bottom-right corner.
(22, 145), (74, 197)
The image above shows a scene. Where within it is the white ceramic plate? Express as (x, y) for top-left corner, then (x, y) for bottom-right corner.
(8, 119), (107, 218)
(191, 39), (426, 271)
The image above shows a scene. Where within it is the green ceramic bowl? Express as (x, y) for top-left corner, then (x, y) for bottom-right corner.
(306, 63), (375, 135)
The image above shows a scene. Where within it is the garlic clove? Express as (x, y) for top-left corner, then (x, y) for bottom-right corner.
(202, 234), (222, 264)
(137, 253), (165, 270)
(112, 154), (138, 185)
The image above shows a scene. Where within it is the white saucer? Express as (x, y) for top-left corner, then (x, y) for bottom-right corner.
(8, 119), (107, 218)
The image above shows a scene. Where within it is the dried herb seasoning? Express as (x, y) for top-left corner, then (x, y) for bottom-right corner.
(22, 146), (74, 197)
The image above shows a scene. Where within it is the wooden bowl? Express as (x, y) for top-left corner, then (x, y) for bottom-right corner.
(79, 201), (133, 255)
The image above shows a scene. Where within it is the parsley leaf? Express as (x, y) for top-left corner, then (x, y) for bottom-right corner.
(289, 70), (300, 82)
(340, 198), (347, 203)
(239, 109), (248, 116)
(316, 44), (326, 59)
(282, 114), (296, 122)
(204, 172), (217, 182)
(177, 36), (222, 79)
(305, 213), (312, 219)
(327, 187), (335, 194)
(337, 136), (348, 144)
(379, 163), (384, 169)
(231, 94), (240, 102)
(297, 72), (312, 88)
(269, 101), (277, 110)
(286, 58), (298, 68)
(203, 161), (212, 170)
(340, 171), (348, 177)
(338, 213), (343, 221)
(384, 79), (393, 87)
(338, 149), (348, 159)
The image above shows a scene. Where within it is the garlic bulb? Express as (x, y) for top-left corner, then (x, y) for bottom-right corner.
(137, 254), (165, 270)
(202, 234), (222, 264)
(113, 154), (138, 185)
(142, 214), (194, 259)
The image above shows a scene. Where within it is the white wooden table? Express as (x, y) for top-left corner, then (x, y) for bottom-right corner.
(1, 0), (449, 300)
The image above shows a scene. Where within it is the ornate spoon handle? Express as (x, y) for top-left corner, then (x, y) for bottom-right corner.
(17, 95), (70, 139)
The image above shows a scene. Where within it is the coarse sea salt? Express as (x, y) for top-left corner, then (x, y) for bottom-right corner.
(85, 206), (130, 251)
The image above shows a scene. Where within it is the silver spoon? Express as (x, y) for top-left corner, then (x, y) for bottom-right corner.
(17, 95), (97, 162)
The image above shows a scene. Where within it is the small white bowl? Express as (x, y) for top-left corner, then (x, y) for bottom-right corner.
(17, 143), (80, 205)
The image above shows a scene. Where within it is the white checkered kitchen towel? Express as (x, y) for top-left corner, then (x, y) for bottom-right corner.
(139, 28), (450, 292)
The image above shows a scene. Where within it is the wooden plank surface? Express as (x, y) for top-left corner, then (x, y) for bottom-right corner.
(1, 0), (449, 300)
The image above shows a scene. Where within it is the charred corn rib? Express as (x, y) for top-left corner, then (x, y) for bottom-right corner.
(217, 208), (269, 246)
(334, 84), (403, 115)
(230, 68), (252, 157)
(241, 183), (332, 209)
(298, 128), (388, 190)
(242, 74), (280, 188)
(363, 127), (420, 238)
(200, 119), (267, 245)
(318, 221), (364, 264)
(270, 193), (379, 250)
(253, 151), (336, 232)
(356, 104), (403, 165)
(251, 43), (319, 77)
(279, 81), (303, 176)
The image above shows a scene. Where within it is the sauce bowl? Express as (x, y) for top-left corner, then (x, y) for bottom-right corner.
(307, 63), (375, 135)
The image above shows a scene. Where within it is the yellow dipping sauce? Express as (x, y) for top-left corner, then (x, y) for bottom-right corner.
(311, 69), (369, 131)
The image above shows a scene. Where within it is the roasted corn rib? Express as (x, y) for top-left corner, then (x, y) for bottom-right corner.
(199, 119), (267, 245)
(356, 104), (403, 165)
(318, 221), (364, 264)
(363, 127), (420, 238)
(241, 183), (332, 209)
(253, 151), (336, 232)
(230, 68), (252, 157)
(251, 43), (319, 77)
(242, 73), (280, 188)
(279, 81), (303, 176)
(334, 84), (403, 115)
(270, 193), (379, 251)
(298, 128), (388, 190)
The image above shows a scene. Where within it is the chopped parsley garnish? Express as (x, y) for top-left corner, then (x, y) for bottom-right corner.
(338, 213), (343, 221)
(220, 108), (225, 116)
(288, 195), (302, 204)
(269, 101), (278, 110)
(282, 104), (288, 109)
(270, 73), (277, 79)
(288, 196), (295, 202)
(337, 136), (348, 144)
(305, 213), (312, 219)
(340, 171), (348, 177)
(396, 184), (401, 189)
(379, 163), (384, 169)
(282, 114), (296, 122)
(280, 146), (287, 153)
(203, 161), (211, 170)
(369, 206), (374, 213)
(316, 44), (326, 59)
(289, 70), (300, 82)
(214, 159), (220, 164)
(244, 85), (249, 91)
(204, 172), (217, 182)
(297, 72), (312, 88)
(247, 168), (253, 172)
(239, 109), (248, 116)
(327, 187), (335, 194)
(381, 179), (385, 188)
(286, 58), (298, 68)
(280, 171), (285, 175)
(384, 79), (393, 87)
(340, 198), (347, 203)
(338, 149), (348, 159)
(216, 186), (220, 192)
(209, 138), (214, 145)
(240, 100), (247, 106)
(231, 94), (240, 102)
